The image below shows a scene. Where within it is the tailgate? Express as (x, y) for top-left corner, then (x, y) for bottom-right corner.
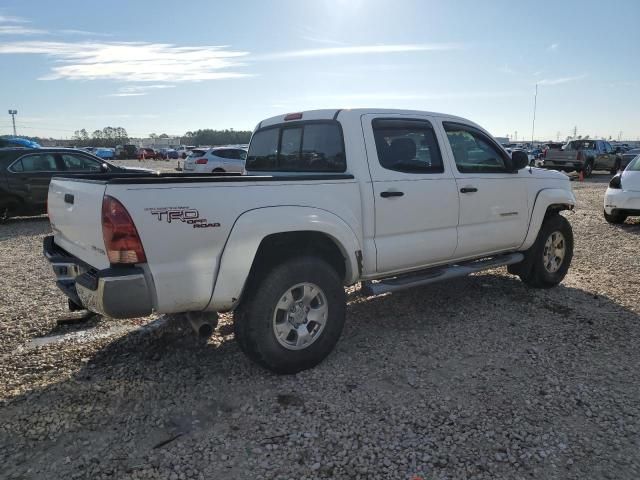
(48, 178), (110, 269)
(546, 151), (579, 163)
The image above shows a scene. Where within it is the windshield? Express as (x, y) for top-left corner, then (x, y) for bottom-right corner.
(627, 155), (640, 171)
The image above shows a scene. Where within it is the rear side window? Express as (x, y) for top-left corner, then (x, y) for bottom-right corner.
(61, 153), (102, 171)
(12, 154), (59, 172)
(246, 122), (346, 172)
(372, 119), (444, 173)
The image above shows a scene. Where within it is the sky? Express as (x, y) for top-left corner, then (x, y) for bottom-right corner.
(0, 0), (638, 141)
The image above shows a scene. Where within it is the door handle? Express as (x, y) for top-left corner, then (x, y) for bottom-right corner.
(380, 190), (404, 198)
(460, 187), (478, 194)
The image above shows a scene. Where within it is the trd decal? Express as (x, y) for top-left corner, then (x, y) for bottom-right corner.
(145, 207), (220, 229)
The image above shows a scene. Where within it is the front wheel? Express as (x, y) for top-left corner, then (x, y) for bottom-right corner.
(512, 214), (573, 288)
(582, 161), (593, 178)
(234, 256), (346, 374)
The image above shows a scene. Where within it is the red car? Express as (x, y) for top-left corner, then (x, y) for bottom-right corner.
(137, 148), (158, 160)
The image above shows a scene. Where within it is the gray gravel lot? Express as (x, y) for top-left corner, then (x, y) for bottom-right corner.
(1, 172), (639, 480)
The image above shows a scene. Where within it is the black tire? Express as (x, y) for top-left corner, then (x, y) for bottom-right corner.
(513, 214), (573, 288)
(234, 256), (346, 374)
(212, 168), (225, 173)
(582, 160), (593, 178)
(604, 209), (627, 224)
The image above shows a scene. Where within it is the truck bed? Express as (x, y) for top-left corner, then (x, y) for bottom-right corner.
(47, 172), (362, 313)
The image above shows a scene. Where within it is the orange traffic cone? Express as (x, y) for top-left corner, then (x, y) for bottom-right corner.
(578, 170), (584, 182)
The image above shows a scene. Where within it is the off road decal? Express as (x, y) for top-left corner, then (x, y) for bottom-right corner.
(145, 207), (220, 229)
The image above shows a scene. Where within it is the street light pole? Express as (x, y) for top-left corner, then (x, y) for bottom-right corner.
(8, 109), (17, 136)
(531, 84), (538, 145)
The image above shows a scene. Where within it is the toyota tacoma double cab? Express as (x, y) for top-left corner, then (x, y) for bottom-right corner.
(44, 109), (576, 373)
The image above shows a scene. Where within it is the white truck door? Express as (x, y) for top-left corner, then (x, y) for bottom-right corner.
(439, 120), (529, 259)
(361, 114), (459, 274)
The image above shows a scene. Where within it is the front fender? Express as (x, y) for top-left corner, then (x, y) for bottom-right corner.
(207, 206), (361, 312)
(520, 188), (576, 250)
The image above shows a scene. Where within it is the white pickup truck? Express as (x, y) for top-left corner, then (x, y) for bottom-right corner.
(45, 109), (576, 373)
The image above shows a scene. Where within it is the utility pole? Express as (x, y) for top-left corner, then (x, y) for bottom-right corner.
(556, 131), (560, 142)
(531, 83), (538, 145)
(515, 130), (518, 141)
(8, 109), (17, 136)
(572, 126), (577, 139)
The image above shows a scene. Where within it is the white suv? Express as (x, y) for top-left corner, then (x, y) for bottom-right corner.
(183, 146), (247, 173)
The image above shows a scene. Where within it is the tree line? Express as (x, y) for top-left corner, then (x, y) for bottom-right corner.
(72, 127), (129, 147)
(182, 129), (252, 146)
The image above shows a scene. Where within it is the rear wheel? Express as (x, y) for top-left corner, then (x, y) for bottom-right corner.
(604, 209), (627, 224)
(511, 214), (573, 288)
(234, 256), (346, 374)
(212, 168), (225, 173)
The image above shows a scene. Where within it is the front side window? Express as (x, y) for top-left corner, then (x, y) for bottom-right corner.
(246, 122), (346, 172)
(13, 154), (58, 172)
(61, 153), (102, 171)
(443, 123), (508, 173)
(373, 119), (444, 173)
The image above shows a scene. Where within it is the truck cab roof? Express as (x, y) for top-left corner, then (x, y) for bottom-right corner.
(257, 108), (480, 130)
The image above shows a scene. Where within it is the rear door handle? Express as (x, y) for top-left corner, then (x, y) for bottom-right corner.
(380, 191), (404, 198)
(460, 187), (478, 194)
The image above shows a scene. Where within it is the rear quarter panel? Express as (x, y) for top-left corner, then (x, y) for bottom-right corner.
(105, 178), (362, 313)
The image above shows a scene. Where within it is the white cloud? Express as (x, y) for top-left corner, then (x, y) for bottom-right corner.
(60, 29), (112, 37)
(300, 35), (346, 46)
(0, 41), (250, 82)
(548, 43), (559, 51)
(108, 84), (176, 97)
(300, 91), (520, 102)
(499, 64), (517, 75)
(0, 14), (29, 23)
(0, 25), (47, 35)
(257, 43), (461, 60)
(538, 74), (587, 86)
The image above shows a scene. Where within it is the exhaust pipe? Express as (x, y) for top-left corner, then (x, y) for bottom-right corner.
(186, 312), (218, 338)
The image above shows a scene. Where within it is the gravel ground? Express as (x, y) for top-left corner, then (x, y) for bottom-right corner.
(1, 172), (639, 480)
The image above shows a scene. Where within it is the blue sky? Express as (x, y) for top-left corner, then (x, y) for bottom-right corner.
(0, 0), (638, 141)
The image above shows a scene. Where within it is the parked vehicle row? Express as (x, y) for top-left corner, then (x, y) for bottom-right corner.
(0, 147), (154, 221)
(44, 108), (577, 373)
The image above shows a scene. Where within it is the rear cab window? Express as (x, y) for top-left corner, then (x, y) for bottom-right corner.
(246, 121), (346, 172)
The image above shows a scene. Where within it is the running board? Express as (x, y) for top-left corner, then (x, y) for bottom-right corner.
(362, 253), (524, 296)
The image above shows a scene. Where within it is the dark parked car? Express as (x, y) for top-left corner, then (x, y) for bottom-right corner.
(137, 148), (158, 160)
(0, 147), (153, 221)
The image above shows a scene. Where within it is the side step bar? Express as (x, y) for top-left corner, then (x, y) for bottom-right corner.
(362, 252), (524, 296)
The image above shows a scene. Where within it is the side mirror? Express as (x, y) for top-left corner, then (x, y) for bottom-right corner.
(100, 163), (110, 172)
(511, 150), (529, 171)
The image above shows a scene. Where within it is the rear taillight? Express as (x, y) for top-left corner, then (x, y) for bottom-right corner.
(195, 158), (208, 164)
(102, 195), (146, 264)
(609, 174), (622, 189)
(543, 148), (548, 158)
